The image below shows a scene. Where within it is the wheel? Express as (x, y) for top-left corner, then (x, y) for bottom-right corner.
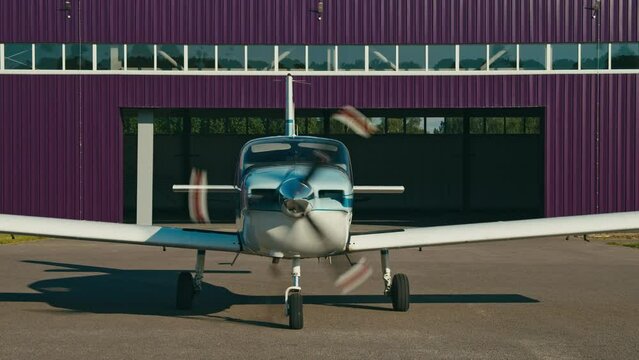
(176, 271), (194, 310)
(390, 273), (410, 312)
(288, 292), (304, 330)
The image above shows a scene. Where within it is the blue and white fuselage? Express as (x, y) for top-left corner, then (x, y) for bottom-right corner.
(236, 136), (354, 258)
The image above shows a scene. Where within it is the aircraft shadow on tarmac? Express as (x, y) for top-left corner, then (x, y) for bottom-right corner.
(0, 260), (538, 328)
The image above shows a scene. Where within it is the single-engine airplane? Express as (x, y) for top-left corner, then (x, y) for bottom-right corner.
(2, 74), (639, 329)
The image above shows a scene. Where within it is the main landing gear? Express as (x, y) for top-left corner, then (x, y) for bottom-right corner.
(285, 258), (303, 329)
(176, 249), (206, 310)
(381, 249), (410, 311)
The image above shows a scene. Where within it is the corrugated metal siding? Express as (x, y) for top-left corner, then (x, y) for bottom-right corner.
(1, 0), (637, 44)
(1, 74), (638, 221)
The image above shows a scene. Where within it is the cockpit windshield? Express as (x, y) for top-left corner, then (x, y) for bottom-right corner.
(239, 137), (351, 176)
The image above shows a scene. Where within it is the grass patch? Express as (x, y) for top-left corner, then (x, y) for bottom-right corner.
(0, 234), (45, 245)
(607, 241), (639, 249)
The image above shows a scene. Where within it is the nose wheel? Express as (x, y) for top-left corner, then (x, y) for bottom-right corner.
(285, 258), (304, 329)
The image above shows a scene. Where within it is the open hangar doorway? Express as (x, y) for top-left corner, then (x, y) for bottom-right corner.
(121, 108), (544, 226)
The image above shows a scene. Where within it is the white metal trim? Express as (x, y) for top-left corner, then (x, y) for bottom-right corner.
(92, 44), (97, 71)
(485, 44), (490, 71)
(304, 45), (309, 71)
(244, 45), (248, 71)
(334, 45), (339, 71)
(364, 45), (369, 71)
(546, 44), (552, 70)
(516, 44), (520, 71)
(425, 45), (429, 70)
(455, 45), (459, 71)
(31, 44), (35, 70)
(153, 44), (157, 70)
(214, 45), (218, 71)
(608, 43), (612, 69)
(0, 44), (4, 70)
(184, 45), (189, 71)
(395, 45), (399, 72)
(123, 44), (128, 70)
(62, 44), (66, 70)
(577, 43), (582, 70)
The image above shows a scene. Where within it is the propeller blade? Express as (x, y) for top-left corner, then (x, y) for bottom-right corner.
(334, 257), (373, 294)
(331, 106), (377, 138)
(302, 149), (331, 185)
(188, 168), (211, 223)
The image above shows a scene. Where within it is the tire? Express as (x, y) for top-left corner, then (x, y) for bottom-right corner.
(390, 273), (410, 312)
(288, 292), (304, 330)
(176, 271), (194, 310)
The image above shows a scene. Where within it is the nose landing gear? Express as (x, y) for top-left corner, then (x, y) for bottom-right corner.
(285, 257), (303, 329)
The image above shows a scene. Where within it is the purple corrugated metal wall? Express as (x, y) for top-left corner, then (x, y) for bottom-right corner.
(0, 0), (638, 44)
(1, 75), (638, 221)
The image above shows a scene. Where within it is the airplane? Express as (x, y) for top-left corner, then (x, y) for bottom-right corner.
(2, 74), (639, 329)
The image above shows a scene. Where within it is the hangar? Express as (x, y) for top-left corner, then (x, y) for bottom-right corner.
(0, 0), (638, 225)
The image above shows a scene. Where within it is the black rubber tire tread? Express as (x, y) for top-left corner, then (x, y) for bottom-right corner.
(391, 273), (410, 311)
(176, 271), (194, 310)
(288, 292), (304, 330)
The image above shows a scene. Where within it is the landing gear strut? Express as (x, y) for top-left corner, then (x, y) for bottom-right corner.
(380, 249), (410, 312)
(176, 249), (206, 310)
(285, 257), (303, 329)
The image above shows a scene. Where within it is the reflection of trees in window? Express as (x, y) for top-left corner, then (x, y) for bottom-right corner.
(459, 45), (485, 70)
(486, 117), (505, 134)
(505, 117), (524, 134)
(338, 46), (365, 70)
(65, 44), (92, 70)
(519, 45), (545, 70)
(128, 44), (154, 70)
(489, 45), (516, 70)
(228, 117), (247, 134)
(551, 44), (578, 70)
(525, 117), (541, 134)
(218, 46), (244, 70)
(96, 44), (124, 70)
(157, 44), (184, 70)
(5, 44), (33, 69)
(399, 46), (425, 70)
(248, 117), (267, 134)
(279, 46), (305, 70)
(369, 117), (385, 134)
(35, 44), (63, 69)
(469, 117), (484, 134)
(330, 118), (348, 134)
(405, 117), (424, 134)
(154, 117), (183, 135)
(247, 45), (274, 70)
(428, 45), (455, 70)
(122, 116), (138, 135)
(611, 43), (639, 69)
(268, 118), (285, 134)
(386, 118), (404, 133)
(581, 44), (608, 70)
(426, 117), (462, 134)
(308, 46), (334, 71)
(306, 117), (324, 134)
(188, 45), (215, 70)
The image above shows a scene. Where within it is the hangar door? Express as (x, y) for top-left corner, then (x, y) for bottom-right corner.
(122, 108), (543, 225)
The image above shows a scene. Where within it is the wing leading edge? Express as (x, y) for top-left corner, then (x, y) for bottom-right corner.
(347, 211), (639, 252)
(0, 214), (240, 252)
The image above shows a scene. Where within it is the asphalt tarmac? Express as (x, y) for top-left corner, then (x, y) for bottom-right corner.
(1, 236), (638, 359)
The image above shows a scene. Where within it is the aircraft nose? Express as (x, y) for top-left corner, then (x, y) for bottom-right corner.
(279, 178), (313, 200)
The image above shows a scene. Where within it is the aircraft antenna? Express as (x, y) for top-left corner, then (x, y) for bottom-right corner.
(285, 73), (296, 136)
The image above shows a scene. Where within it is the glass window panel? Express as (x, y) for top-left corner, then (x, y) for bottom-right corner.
(459, 45), (486, 71)
(446, 117), (463, 134)
(581, 43), (608, 70)
(611, 43), (639, 69)
(268, 118), (285, 134)
(35, 44), (62, 70)
(308, 45), (335, 71)
(469, 117), (484, 134)
(428, 45), (455, 70)
(207, 118), (226, 134)
(330, 118), (348, 134)
(122, 116), (138, 135)
(248, 117), (267, 135)
(296, 118), (307, 134)
(306, 117), (324, 134)
(187, 45), (214, 70)
(369, 117), (385, 134)
(405, 117), (425, 134)
(157, 44), (184, 71)
(525, 117), (541, 134)
(247, 45), (274, 71)
(338, 45), (365, 71)
(5, 43), (33, 69)
(96, 44), (124, 70)
(228, 117), (247, 134)
(190, 117), (203, 134)
(386, 118), (404, 134)
(519, 44), (546, 70)
(279, 45), (305, 70)
(486, 117), (505, 134)
(488, 44), (516, 70)
(127, 44), (154, 70)
(218, 45), (244, 70)
(65, 44), (92, 70)
(399, 46), (425, 70)
(154, 117), (183, 135)
(505, 117), (524, 134)
(551, 44), (578, 70)
(369, 45), (396, 71)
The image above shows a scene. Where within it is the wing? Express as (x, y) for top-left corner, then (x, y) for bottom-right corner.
(0, 214), (240, 252)
(347, 211), (639, 252)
